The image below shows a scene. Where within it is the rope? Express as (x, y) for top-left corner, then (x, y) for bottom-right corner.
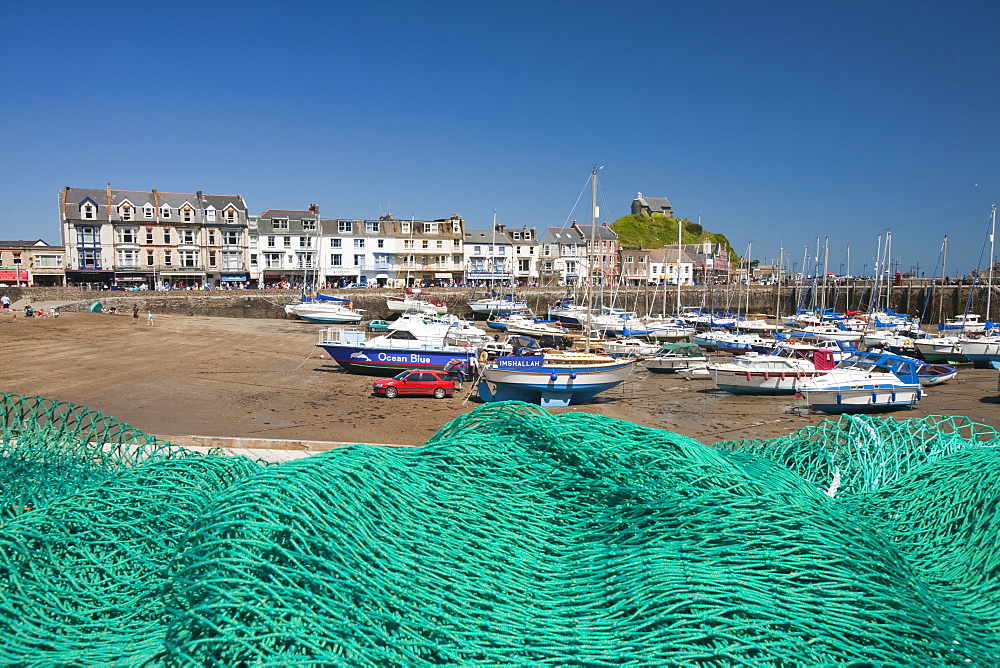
(0, 394), (998, 664)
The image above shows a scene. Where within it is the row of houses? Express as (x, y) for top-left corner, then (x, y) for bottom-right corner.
(0, 185), (732, 289)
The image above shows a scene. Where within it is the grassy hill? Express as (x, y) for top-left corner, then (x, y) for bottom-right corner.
(611, 214), (735, 260)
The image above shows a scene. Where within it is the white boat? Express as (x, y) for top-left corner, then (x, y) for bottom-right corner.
(600, 337), (661, 358)
(912, 336), (968, 364)
(693, 330), (774, 353)
(861, 328), (929, 355)
(791, 323), (863, 342)
(385, 289), (448, 315)
(468, 293), (530, 317)
(500, 314), (568, 338)
(938, 313), (986, 335)
(285, 294), (364, 324)
(389, 311), (490, 343)
(643, 342), (709, 374)
(642, 318), (696, 341)
(707, 347), (836, 395)
(953, 335), (1000, 368)
(795, 350), (924, 413)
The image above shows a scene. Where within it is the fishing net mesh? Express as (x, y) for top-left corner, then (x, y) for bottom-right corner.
(0, 393), (998, 665)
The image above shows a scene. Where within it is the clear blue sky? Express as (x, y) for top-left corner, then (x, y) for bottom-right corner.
(4, 1), (998, 277)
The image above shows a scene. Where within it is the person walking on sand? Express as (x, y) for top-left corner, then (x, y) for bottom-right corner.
(0, 294), (9, 311)
(132, 304), (139, 324)
(147, 311), (153, 326)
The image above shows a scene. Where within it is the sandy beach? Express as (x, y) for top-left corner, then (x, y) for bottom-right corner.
(2, 310), (998, 447)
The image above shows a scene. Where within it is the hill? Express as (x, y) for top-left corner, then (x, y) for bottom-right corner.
(610, 214), (735, 260)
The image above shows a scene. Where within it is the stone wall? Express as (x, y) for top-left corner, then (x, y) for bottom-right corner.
(3, 284), (998, 322)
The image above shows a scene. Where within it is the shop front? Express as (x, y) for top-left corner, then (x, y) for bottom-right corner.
(0, 269), (29, 286)
(159, 271), (207, 290)
(65, 269), (115, 288)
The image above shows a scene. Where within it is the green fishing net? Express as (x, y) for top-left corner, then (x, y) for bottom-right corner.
(0, 393), (997, 665)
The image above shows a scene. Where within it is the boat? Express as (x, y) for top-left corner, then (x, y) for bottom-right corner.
(791, 322), (863, 342)
(600, 337), (661, 358)
(477, 340), (637, 408)
(912, 336), (969, 364)
(285, 294), (364, 324)
(795, 350), (925, 413)
(642, 318), (696, 342)
(692, 330), (774, 353)
(468, 292), (531, 317)
(861, 328), (929, 356)
(499, 314), (568, 338)
(643, 342), (709, 374)
(950, 335), (1000, 369)
(707, 346), (836, 395)
(385, 288), (448, 315)
(938, 313), (986, 335)
(315, 316), (489, 376)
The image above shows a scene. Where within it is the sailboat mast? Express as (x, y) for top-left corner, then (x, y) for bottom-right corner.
(676, 218), (682, 315)
(987, 204), (996, 321)
(938, 235), (948, 324)
(585, 167), (599, 353)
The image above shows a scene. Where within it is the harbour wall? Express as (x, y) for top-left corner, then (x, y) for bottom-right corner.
(4, 284), (998, 323)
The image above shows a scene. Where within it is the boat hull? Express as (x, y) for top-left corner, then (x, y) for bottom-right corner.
(316, 342), (476, 376)
(478, 360), (634, 407)
(798, 384), (922, 413)
(712, 369), (825, 395)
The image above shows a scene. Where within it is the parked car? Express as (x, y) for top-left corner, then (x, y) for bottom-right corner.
(372, 369), (456, 399)
(366, 319), (390, 332)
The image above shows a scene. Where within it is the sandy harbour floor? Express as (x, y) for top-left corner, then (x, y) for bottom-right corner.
(2, 311), (999, 448)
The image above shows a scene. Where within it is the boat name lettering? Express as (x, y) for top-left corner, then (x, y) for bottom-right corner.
(377, 352), (432, 364)
(497, 357), (544, 370)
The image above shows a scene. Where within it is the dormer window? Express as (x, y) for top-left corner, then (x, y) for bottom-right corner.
(272, 219), (289, 231)
(144, 205), (154, 218)
(182, 207), (193, 222)
(161, 205), (171, 219)
(401, 221), (411, 235)
(425, 222), (438, 234)
(206, 207), (216, 222)
(452, 221), (461, 234)
(120, 205), (133, 221)
(224, 208), (237, 223)
(82, 203), (96, 219)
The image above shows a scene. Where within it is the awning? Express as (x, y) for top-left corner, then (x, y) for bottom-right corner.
(434, 273), (452, 278)
(374, 273), (391, 280)
(0, 270), (29, 281)
(220, 274), (248, 282)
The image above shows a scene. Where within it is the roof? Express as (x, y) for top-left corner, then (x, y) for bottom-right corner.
(574, 224), (618, 241)
(0, 239), (52, 247)
(634, 194), (673, 213)
(537, 227), (585, 244)
(63, 187), (247, 211)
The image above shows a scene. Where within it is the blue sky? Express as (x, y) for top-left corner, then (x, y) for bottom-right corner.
(3, 1), (998, 276)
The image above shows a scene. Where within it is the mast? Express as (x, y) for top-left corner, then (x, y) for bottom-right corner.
(988, 204), (996, 321)
(821, 237), (829, 312)
(676, 217), (682, 316)
(773, 241), (784, 320)
(585, 166), (599, 352)
(938, 235), (948, 325)
(845, 245), (851, 312)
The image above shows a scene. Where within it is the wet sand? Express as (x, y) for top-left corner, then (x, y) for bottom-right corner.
(2, 311), (998, 447)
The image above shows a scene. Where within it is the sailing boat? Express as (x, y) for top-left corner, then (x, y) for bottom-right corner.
(467, 212), (530, 317)
(952, 204), (1000, 367)
(477, 167), (636, 407)
(284, 205), (365, 324)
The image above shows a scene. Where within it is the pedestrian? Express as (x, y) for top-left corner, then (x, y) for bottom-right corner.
(0, 294), (8, 310)
(454, 359), (467, 391)
(132, 304), (139, 324)
(147, 311), (153, 326)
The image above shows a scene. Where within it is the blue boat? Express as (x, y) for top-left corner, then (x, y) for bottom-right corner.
(796, 350), (924, 413)
(316, 328), (482, 377)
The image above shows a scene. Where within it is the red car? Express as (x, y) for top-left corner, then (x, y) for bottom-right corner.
(372, 369), (456, 399)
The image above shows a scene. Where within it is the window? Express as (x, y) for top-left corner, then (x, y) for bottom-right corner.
(331, 254), (342, 266)
(224, 208), (237, 223)
(452, 255), (461, 266)
(498, 247), (505, 255)
(425, 222), (438, 234)
(283, 236), (291, 248)
(299, 237), (310, 248)
(437, 255), (447, 266)
(516, 246), (522, 254)
(163, 251), (172, 266)
(208, 230), (216, 245)
(544, 244), (553, 256)
(639, 257), (647, 264)
(146, 228), (154, 244)
(206, 208), (216, 222)
(117, 228), (136, 244)
(208, 251), (217, 267)
(120, 205), (133, 221)
(377, 239), (384, 248)
(403, 239), (414, 250)
(82, 203), (96, 219)
(519, 259), (530, 272)
(161, 206), (171, 219)
(267, 236), (276, 248)
(474, 246), (481, 254)
(223, 252), (240, 269)
(302, 219), (316, 231)
(544, 260), (553, 271)
(565, 261), (576, 273)
(163, 229), (171, 244)
(250, 253), (258, 267)
(81, 249), (99, 269)
(354, 239), (365, 248)
(224, 230), (239, 245)
(180, 229), (197, 245)
(338, 220), (353, 233)
(401, 221), (411, 234)
(453, 239), (461, 249)
(625, 256), (633, 264)
(354, 254), (365, 268)
(436, 240), (443, 249)
(422, 240), (429, 249)
(146, 251), (154, 267)
(365, 221), (380, 233)
(35, 255), (61, 268)
(272, 219), (289, 231)
(512, 232), (521, 241)
(181, 251), (198, 268)
(330, 238), (342, 248)
(265, 253), (282, 268)
(452, 221), (461, 234)
(182, 207), (193, 222)
(144, 205), (154, 219)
